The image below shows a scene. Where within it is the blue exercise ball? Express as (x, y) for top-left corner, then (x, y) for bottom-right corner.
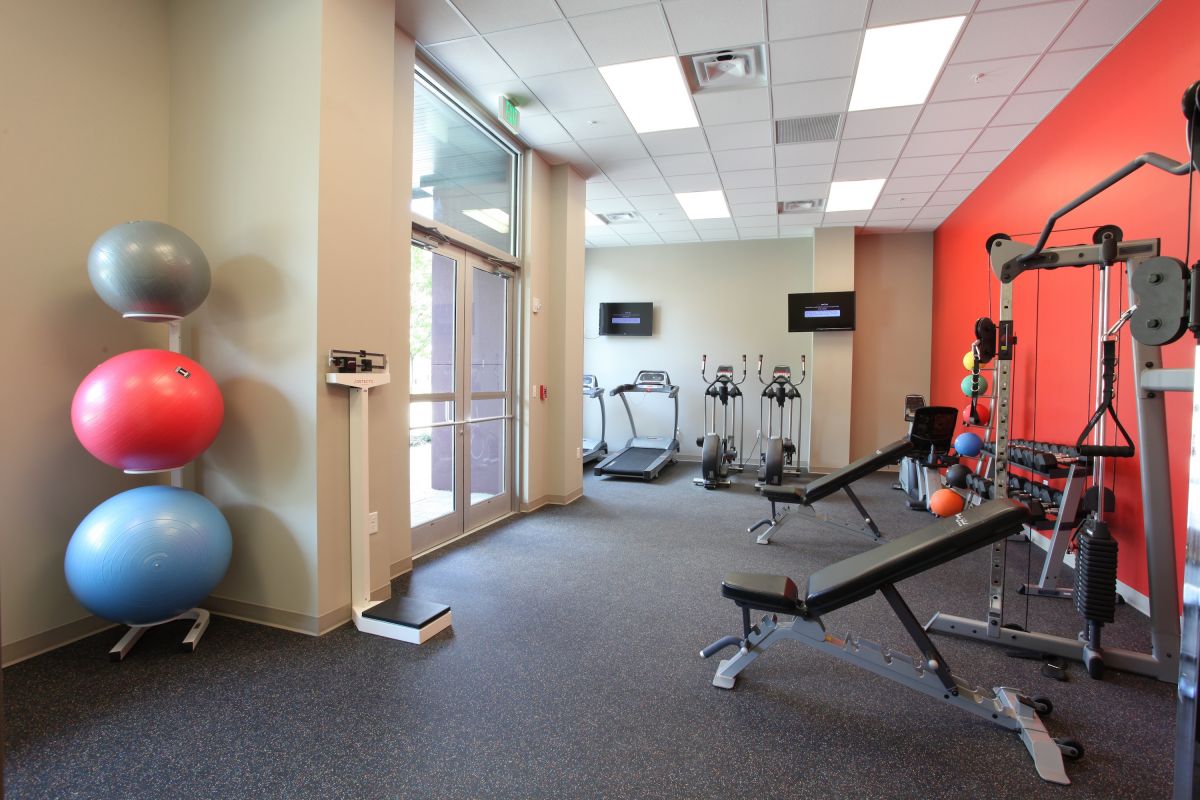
(65, 486), (231, 626)
(954, 431), (984, 458)
(87, 221), (210, 321)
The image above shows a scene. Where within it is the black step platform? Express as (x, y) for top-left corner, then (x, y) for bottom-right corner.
(362, 596), (451, 628)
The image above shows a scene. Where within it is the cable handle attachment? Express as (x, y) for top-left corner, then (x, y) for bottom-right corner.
(1075, 338), (1135, 458)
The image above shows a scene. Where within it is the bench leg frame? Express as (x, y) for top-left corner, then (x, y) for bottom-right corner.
(709, 612), (1070, 785)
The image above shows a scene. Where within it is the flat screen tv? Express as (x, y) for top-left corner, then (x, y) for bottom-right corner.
(599, 302), (653, 336)
(788, 291), (856, 332)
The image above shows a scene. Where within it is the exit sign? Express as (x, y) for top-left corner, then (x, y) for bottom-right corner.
(499, 96), (520, 133)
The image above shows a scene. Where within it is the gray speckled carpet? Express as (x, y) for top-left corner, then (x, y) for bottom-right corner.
(3, 467), (1175, 799)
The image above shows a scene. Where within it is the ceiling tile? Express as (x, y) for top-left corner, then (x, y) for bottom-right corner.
(950, 2), (1081, 64)
(841, 106), (921, 138)
(615, 177), (671, 196)
(588, 198), (636, 213)
(837, 135), (907, 162)
(732, 202), (779, 216)
(875, 192), (932, 208)
(611, 222), (654, 234)
(930, 189), (971, 205)
(558, 0), (647, 16)
(833, 159), (894, 180)
(869, 208), (919, 222)
(666, 173), (723, 192)
(767, 0), (868, 39)
(776, 182), (830, 201)
(395, 0), (474, 46)
(1019, 47), (1108, 92)
(557, 106), (635, 140)
(641, 128), (710, 156)
(775, 141), (839, 166)
(571, 4), (675, 66)
(650, 219), (695, 231)
(914, 204), (958, 219)
(721, 169), (776, 189)
(486, 21), (593, 78)
(655, 152), (717, 176)
(714, 147), (775, 171)
(451, 0), (563, 34)
(705, 121), (774, 151)
(741, 229), (780, 239)
(662, 0), (766, 54)
(631, 194), (684, 212)
(734, 214), (779, 226)
(599, 158), (662, 180)
(699, 230), (740, 241)
(695, 88), (772, 126)
(970, 124), (1033, 152)
(621, 233), (665, 245)
(953, 150), (1009, 173)
(770, 31), (860, 84)
(726, 186), (778, 204)
(693, 218), (736, 230)
(777, 163), (835, 184)
(885, 175), (945, 193)
(586, 181), (623, 200)
(535, 142), (595, 168)
(915, 97), (1004, 132)
(931, 56), (1038, 102)
(902, 129), (979, 158)
(891, 154), (960, 177)
(641, 208), (689, 221)
(779, 212), (823, 225)
(994, 89), (1067, 125)
(937, 171), (987, 191)
(868, 0), (973, 26)
(577, 134), (648, 162)
(772, 77), (853, 117)
(520, 114), (573, 145)
(823, 210), (870, 224)
(1054, 0), (1157, 50)
(470, 80), (549, 118)
(659, 230), (702, 242)
(426, 38), (517, 87)
(523, 69), (615, 113)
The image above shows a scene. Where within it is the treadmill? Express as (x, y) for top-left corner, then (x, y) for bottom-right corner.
(593, 370), (680, 481)
(582, 374), (608, 465)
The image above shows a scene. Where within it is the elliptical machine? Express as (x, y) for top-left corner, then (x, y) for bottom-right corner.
(694, 354), (746, 489)
(755, 355), (805, 487)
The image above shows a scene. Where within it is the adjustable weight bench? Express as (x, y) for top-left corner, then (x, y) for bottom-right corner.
(749, 406), (957, 545)
(703, 499), (1078, 785)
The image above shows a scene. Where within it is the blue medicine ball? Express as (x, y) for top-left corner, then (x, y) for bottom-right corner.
(65, 486), (232, 626)
(954, 432), (984, 458)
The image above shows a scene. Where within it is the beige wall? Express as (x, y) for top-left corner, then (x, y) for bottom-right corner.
(583, 238), (815, 468)
(808, 227), (855, 471)
(0, 0), (170, 663)
(850, 232), (934, 460)
(169, 0), (325, 628)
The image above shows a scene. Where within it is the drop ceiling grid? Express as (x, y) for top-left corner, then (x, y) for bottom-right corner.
(403, 0), (1159, 245)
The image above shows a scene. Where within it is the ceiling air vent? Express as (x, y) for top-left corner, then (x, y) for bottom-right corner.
(777, 199), (825, 214)
(683, 45), (768, 93)
(600, 212), (640, 224)
(775, 113), (842, 145)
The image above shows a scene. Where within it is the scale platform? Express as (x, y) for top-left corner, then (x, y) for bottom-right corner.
(357, 595), (452, 644)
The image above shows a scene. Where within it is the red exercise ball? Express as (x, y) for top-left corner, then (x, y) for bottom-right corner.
(72, 349), (223, 472)
(930, 489), (966, 517)
(962, 401), (991, 426)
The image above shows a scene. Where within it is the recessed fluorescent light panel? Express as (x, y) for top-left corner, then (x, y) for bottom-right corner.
(825, 179), (885, 212)
(849, 16), (965, 112)
(675, 190), (729, 219)
(463, 208), (509, 234)
(599, 56), (699, 134)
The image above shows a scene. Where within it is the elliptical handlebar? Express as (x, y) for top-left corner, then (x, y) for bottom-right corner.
(756, 354), (767, 385)
(797, 354), (808, 386)
(700, 353), (709, 383)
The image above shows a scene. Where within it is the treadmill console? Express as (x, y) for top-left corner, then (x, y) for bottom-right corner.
(635, 371), (670, 387)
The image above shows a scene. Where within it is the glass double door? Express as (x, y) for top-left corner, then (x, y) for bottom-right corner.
(410, 242), (514, 555)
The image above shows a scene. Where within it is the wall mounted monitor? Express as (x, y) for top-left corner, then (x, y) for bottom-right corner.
(599, 302), (653, 336)
(788, 291), (856, 332)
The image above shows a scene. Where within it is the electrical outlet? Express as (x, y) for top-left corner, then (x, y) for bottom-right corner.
(367, 511), (379, 534)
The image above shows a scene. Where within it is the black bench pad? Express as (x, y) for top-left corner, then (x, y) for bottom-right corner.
(761, 437), (915, 505)
(721, 573), (801, 615)
(804, 499), (1029, 617)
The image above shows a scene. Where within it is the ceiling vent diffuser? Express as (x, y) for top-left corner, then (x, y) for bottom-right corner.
(777, 199), (825, 214)
(599, 212), (640, 224)
(683, 45), (768, 92)
(775, 113), (842, 144)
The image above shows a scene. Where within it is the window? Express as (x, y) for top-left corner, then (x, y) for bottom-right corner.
(412, 73), (520, 255)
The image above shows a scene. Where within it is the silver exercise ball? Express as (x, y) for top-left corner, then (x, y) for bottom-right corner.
(87, 221), (211, 321)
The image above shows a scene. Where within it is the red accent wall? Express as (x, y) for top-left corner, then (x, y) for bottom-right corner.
(931, 0), (1200, 595)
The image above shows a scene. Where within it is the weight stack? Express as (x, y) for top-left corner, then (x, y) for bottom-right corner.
(1073, 519), (1119, 624)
